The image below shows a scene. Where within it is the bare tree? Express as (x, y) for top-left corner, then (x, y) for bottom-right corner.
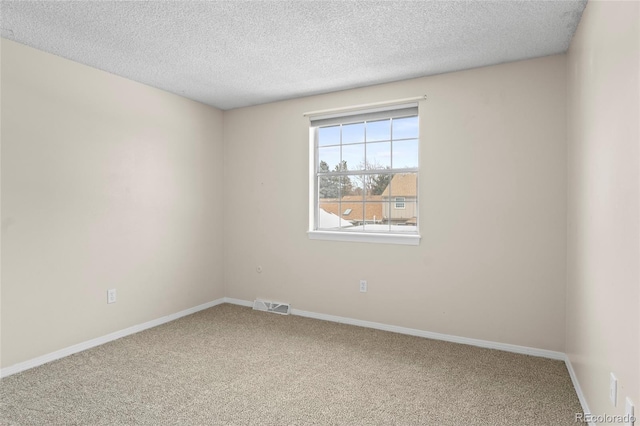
(352, 160), (391, 196)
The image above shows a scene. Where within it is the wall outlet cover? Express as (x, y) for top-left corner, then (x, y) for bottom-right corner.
(625, 397), (635, 426)
(609, 373), (617, 407)
(107, 289), (117, 304)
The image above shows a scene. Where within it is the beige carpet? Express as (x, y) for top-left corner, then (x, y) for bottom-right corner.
(1, 304), (582, 425)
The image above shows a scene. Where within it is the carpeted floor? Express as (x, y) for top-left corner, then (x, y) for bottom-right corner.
(0, 303), (582, 425)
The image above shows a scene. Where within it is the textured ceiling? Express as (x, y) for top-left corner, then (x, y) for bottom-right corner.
(1, 1), (586, 110)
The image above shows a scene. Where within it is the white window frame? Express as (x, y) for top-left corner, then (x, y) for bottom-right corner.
(306, 100), (422, 246)
(395, 197), (406, 209)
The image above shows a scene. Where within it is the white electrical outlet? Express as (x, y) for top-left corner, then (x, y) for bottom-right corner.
(359, 280), (367, 292)
(610, 373), (617, 407)
(107, 288), (117, 304)
(625, 397), (635, 426)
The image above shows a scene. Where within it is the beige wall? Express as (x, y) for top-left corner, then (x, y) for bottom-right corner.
(224, 55), (567, 351)
(566, 0), (640, 417)
(1, 40), (225, 367)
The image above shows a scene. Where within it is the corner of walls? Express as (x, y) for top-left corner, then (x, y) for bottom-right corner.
(221, 108), (229, 300)
(1, 39), (226, 368)
(0, 37), (4, 374)
(565, 0), (640, 420)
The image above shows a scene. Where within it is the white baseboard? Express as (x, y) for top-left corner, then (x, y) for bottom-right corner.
(223, 297), (253, 307)
(286, 302), (593, 423)
(295, 308), (565, 359)
(0, 298), (226, 378)
(4, 295), (590, 424)
(564, 354), (593, 425)
(228, 298), (594, 417)
(224, 297), (565, 360)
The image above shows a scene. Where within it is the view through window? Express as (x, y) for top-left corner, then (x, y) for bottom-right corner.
(311, 104), (419, 236)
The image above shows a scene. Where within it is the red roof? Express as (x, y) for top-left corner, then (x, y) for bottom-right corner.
(320, 195), (384, 222)
(380, 174), (417, 197)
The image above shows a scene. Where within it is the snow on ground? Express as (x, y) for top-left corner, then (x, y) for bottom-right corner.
(318, 209), (353, 229)
(318, 209), (416, 233)
(346, 224), (417, 233)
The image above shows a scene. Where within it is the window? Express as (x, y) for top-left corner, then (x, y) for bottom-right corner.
(307, 101), (420, 245)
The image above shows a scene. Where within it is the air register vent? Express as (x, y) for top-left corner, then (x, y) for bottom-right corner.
(253, 299), (291, 315)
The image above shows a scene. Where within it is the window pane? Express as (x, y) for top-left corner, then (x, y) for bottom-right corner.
(391, 201), (417, 232)
(318, 179), (350, 231)
(361, 201), (389, 232)
(383, 190), (417, 231)
(339, 175), (356, 198)
(341, 201), (382, 232)
(392, 139), (418, 169)
(366, 142), (391, 169)
(342, 122), (365, 144)
(363, 201), (384, 225)
(340, 195), (364, 227)
(348, 175), (365, 197)
(318, 146), (340, 172)
(365, 173), (391, 197)
(385, 173), (417, 229)
(318, 207), (343, 230)
(319, 198), (359, 231)
(318, 126), (340, 147)
(366, 119), (391, 142)
(342, 144), (365, 171)
(387, 173), (418, 199)
(392, 116), (418, 140)
(318, 176), (340, 199)
(382, 174), (417, 230)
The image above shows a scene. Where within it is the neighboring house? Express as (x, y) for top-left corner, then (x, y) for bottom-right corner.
(319, 174), (417, 227)
(319, 195), (384, 226)
(380, 174), (417, 225)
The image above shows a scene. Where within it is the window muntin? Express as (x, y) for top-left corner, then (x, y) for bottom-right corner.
(311, 104), (419, 237)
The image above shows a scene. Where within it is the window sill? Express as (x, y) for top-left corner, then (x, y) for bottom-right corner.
(307, 230), (421, 246)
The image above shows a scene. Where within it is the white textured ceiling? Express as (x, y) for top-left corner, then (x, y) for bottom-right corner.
(1, 1), (586, 110)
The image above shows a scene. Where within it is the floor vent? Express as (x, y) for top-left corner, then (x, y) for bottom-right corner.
(253, 299), (291, 315)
